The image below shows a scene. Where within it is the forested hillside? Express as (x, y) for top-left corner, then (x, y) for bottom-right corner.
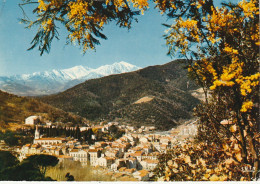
(40, 60), (199, 130)
(0, 90), (85, 128)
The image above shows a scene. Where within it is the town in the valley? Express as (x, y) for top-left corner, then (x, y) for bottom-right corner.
(0, 115), (198, 181)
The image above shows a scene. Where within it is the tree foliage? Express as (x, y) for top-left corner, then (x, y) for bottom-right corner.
(153, 0), (259, 181)
(1, 131), (19, 146)
(20, 0), (149, 54)
(21, 0), (259, 181)
(0, 151), (19, 172)
(24, 154), (59, 176)
(0, 154), (57, 181)
(154, 139), (253, 181)
(0, 130), (33, 147)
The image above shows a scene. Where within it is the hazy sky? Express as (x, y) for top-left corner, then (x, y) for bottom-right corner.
(0, 0), (238, 76)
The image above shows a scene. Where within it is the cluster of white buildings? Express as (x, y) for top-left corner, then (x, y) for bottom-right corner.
(17, 119), (198, 181)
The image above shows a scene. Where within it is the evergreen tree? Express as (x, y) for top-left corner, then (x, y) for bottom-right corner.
(65, 127), (70, 137)
(75, 126), (81, 141)
(49, 126), (52, 137)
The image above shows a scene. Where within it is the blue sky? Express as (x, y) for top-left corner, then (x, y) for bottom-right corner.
(0, 0), (173, 76)
(0, 0), (238, 76)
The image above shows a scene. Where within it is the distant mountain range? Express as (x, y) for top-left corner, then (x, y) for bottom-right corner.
(39, 60), (200, 130)
(0, 61), (140, 96)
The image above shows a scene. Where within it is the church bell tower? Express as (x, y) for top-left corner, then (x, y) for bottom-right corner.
(35, 125), (40, 140)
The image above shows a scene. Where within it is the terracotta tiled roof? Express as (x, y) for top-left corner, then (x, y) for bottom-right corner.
(131, 154), (141, 157)
(143, 159), (159, 164)
(88, 149), (98, 152)
(132, 147), (142, 151)
(125, 168), (136, 173)
(118, 167), (127, 172)
(134, 151), (143, 156)
(111, 145), (119, 148)
(37, 138), (65, 141)
(105, 157), (115, 160)
(58, 155), (72, 159)
(138, 169), (149, 177)
(93, 126), (103, 129)
(31, 144), (38, 148)
(70, 149), (79, 152)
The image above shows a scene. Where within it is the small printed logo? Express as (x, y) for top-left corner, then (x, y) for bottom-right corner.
(241, 166), (258, 173)
(242, 166), (253, 172)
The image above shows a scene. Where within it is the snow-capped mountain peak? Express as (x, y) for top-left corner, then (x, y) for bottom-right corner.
(93, 61), (141, 76)
(117, 61), (135, 67)
(0, 61), (141, 96)
(61, 65), (92, 80)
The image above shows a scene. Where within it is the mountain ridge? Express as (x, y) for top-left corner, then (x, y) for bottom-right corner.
(0, 61), (140, 96)
(39, 60), (200, 130)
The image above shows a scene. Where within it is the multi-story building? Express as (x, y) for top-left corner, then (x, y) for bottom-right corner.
(89, 149), (101, 166)
(69, 149), (89, 165)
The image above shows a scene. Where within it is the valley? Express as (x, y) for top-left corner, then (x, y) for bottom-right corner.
(0, 60), (202, 181)
(39, 60), (200, 130)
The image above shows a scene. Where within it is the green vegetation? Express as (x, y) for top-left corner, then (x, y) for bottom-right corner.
(0, 152), (58, 181)
(40, 60), (200, 130)
(0, 151), (19, 171)
(93, 125), (125, 141)
(25, 154), (59, 176)
(0, 90), (85, 129)
(0, 130), (33, 147)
